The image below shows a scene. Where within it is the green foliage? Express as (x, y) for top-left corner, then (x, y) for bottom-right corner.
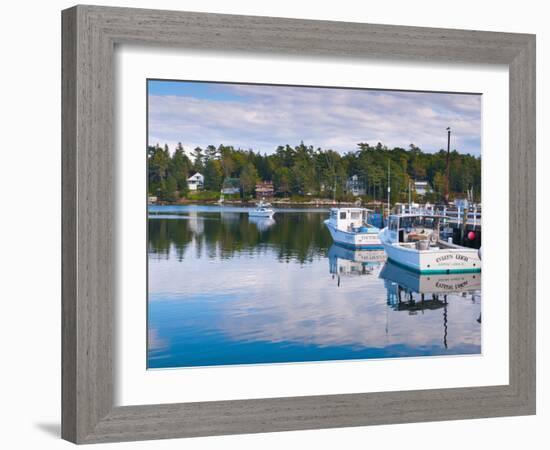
(203, 159), (224, 191)
(148, 141), (481, 203)
(222, 193), (241, 201)
(148, 144), (170, 183)
(191, 147), (205, 173)
(162, 176), (178, 202)
(432, 171), (447, 196)
(186, 190), (221, 201)
(148, 143), (190, 200)
(240, 163), (259, 195)
(170, 142), (191, 194)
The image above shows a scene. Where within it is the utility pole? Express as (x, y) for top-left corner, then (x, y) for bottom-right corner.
(387, 159), (391, 213)
(444, 127), (451, 205)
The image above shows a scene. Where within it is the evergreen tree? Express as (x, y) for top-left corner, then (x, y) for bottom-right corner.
(191, 146), (205, 173)
(205, 144), (219, 161)
(161, 175), (178, 202)
(170, 143), (191, 194)
(240, 163), (259, 196)
(203, 159), (224, 191)
(148, 144), (171, 194)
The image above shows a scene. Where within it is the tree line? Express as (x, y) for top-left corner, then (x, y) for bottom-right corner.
(148, 141), (481, 203)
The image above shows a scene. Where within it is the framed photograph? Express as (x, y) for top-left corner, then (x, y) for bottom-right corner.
(62, 5), (536, 444)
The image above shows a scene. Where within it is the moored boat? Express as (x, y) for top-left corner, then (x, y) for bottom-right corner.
(248, 199), (275, 218)
(378, 213), (481, 274)
(324, 208), (382, 249)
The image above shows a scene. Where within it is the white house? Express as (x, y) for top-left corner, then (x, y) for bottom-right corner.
(187, 172), (204, 191)
(346, 175), (366, 196)
(413, 180), (431, 196)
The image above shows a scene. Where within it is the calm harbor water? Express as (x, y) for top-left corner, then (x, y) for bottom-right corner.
(147, 205), (481, 369)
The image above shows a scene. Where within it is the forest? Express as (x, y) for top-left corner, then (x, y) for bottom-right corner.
(147, 141), (481, 204)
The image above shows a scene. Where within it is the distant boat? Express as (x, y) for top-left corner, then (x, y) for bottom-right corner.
(378, 213), (481, 274)
(324, 207), (382, 249)
(248, 199), (275, 218)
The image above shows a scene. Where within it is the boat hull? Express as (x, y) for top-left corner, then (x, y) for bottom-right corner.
(379, 229), (481, 274)
(249, 210), (274, 218)
(324, 220), (382, 249)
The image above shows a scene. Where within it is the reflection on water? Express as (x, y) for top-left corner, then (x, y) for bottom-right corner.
(329, 245), (386, 285)
(148, 205), (481, 369)
(247, 216), (276, 232)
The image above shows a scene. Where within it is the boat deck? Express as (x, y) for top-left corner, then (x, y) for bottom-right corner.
(392, 240), (476, 252)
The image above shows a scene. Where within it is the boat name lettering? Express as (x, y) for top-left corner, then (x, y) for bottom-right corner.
(453, 280), (470, 290)
(435, 281), (453, 290)
(435, 280), (470, 291)
(435, 254), (470, 263)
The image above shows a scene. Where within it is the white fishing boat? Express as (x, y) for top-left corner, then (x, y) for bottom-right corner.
(324, 208), (382, 249)
(248, 199), (275, 218)
(378, 213), (481, 274)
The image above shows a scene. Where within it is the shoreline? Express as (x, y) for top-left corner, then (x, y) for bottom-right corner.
(149, 198), (386, 208)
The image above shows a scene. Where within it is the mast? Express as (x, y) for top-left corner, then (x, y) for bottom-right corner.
(408, 179), (412, 211)
(387, 159), (391, 213)
(444, 127), (451, 204)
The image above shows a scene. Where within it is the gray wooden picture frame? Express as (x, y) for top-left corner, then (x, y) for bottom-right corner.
(61, 4), (536, 444)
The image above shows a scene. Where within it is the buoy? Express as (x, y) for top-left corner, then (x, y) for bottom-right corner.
(467, 231), (476, 240)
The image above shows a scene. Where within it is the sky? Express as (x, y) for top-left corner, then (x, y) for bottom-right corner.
(147, 80), (482, 157)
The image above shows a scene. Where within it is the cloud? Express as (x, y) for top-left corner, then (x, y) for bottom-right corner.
(148, 83), (481, 156)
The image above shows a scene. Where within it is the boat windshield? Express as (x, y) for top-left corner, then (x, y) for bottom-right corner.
(399, 216), (438, 230)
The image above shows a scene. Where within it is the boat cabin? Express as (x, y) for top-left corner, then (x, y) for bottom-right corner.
(387, 214), (444, 248)
(328, 208), (377, 233)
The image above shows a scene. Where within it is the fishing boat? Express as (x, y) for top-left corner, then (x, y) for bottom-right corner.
(324, 208), (382, 249)
(378, 213), (481, 274)
(248, 199), (275, 218)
